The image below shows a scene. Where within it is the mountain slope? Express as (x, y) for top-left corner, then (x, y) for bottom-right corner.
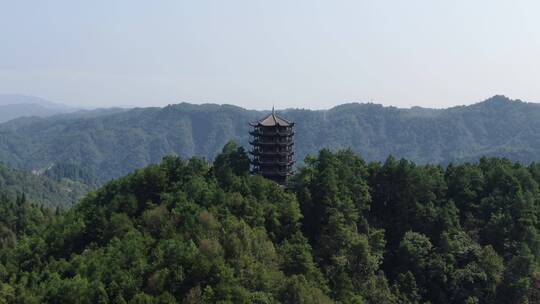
(0, 95), (539, 183)
(0, 163), (93, 208)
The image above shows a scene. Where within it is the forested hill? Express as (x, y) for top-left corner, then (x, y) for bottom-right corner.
(0, 163), (92, 208)
(1, 95), (540, 183)
(2, 144), (540, 302)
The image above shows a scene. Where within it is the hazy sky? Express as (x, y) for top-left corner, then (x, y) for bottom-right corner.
(1, 0), (540, 109)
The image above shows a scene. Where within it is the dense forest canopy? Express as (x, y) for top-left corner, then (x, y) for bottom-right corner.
(1, 95), (540, 183)
(1, 142), (540, 303)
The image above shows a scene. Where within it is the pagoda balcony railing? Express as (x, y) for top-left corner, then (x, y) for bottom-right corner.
(252, 170), (292, 177)
(249, 139), (293, 146)
(249, 130), (294, 137)
(249, 150), (294, 156)
(251, 160), (293, 166)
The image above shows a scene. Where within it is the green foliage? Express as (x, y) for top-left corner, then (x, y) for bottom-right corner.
(0, 163), (92, 209)
(44, 162), (98, 186)
(1, 145), (540, 302)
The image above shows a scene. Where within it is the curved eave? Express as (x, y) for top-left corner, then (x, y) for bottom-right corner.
(251, 122), (295, 127)
(249, 131), (295, 137)
(249, 141), (294, 146)
(249, 151), (295, 156)
(252, 171), (293, 177)
(251, 160), (294, 166)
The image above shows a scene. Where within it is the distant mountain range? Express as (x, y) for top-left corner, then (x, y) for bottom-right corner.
(0, 95), (538, 183)
(0, 94), (80, 123)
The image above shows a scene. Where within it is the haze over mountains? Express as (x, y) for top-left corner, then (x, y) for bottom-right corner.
(0, 94), (81, 123)
(0, 95), (537, 183)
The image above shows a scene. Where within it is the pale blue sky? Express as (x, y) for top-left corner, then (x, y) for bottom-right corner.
(1, 0), (539, 109)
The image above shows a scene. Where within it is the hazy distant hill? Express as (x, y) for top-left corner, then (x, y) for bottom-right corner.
(0, 95), (539, 183)
(0, 94), (78, 122)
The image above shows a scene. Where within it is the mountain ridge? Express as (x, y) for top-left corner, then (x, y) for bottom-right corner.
(0, 95), (539, 183)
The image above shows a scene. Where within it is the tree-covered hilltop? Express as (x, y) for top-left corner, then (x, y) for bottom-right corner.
(0, 163), (93, 209)
(2, 95), (540, 183)
(1, 143), (540, 303)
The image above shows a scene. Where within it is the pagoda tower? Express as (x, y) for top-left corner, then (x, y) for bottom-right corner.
(249, 108), (295, 184)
